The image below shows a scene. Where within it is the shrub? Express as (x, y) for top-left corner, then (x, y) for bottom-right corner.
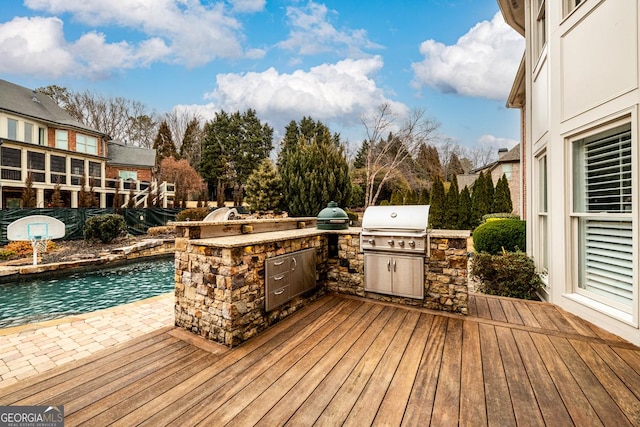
(84, 214), (127, 243)
(0, 241), (57, 258)
(175, 208), (210, 222)
(471, 251), (543, 300)
(481, 213), (521, 223)
(473, 219), (525, 255)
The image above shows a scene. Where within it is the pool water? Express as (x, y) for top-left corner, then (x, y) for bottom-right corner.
(0, 257), (175, 329)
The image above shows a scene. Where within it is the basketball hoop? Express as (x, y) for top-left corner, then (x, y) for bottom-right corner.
(30, 236), (51, 266)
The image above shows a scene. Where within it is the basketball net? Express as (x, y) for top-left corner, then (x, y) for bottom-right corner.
(30, 236), (51, 266)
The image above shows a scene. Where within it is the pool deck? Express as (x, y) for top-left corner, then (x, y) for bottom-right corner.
(0, 293), (174, 388)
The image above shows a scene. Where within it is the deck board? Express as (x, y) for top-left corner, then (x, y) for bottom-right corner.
(3, 293), (640, 426)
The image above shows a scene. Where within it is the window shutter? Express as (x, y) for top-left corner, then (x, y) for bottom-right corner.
(583, 219), (633, 305)
(584, 130), (631, 213)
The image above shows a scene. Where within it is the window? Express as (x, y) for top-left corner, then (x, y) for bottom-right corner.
(571, 123), (633, 310)
(502, 163), (513, 180)
(76, 134), (98, 155)
(38, 128), (46, 146)
(71, 158), (84, 185)
(7, 119), (17, 140)
(24, 123), (33, 143)
(536, 154), (549, 279)
(564, 0), (584, 16)
(534, 0), (546, 60)
(1, 147), (22, 181)
(55, 130), (68, 150)
(50, 155), (66, 184)
(119, 170), (138, 180)
(27, 151), (45, 182)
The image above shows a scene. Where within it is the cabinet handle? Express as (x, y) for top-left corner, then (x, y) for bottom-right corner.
(274, 289), (285, 295)
(273, 260), (284, 266)
(291, 257), (297, 271)
(393, 260), (396, 272)
(387, 259), (391, 271)
(274, 275), (285, 281)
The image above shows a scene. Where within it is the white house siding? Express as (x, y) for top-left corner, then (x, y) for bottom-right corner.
(503, 0), (640, 345)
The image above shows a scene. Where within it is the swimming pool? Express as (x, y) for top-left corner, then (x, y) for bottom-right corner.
(0, 257), (174, 329)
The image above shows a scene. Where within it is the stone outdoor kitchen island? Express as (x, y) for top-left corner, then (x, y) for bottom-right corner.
(173, 217), (470, 347)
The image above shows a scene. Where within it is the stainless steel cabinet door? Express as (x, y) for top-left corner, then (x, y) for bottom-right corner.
(291, 248), (316, 297)
(391, 254), (424, 299)
(364, 253), (393, 295)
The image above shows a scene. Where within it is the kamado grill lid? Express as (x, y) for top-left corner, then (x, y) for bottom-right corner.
(362, 205), (430, 232)
(317, 201), (349, 230)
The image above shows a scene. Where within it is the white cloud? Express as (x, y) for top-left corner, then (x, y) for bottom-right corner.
(22, 0), (254, 68)
(0, 17), (76, 77)
(202, 56), (406, 134)
(229, 0), (266, 13)
(277, 1), (382, 57)
(412, 12), (524, 100)
(477, 134), (519, 150)
(0, 16), (172, 78)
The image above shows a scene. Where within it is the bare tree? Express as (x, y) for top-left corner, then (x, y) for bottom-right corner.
(360, 103), (440, 208)
(163, 109), (203, 153)
(461, 144), (498, 170)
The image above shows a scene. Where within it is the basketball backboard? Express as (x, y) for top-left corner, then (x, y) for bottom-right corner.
(7, 215), (66, 241)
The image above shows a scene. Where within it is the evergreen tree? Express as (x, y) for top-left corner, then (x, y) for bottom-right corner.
(112, 183), (122, 212)
(126, 186), (135, 208)
(78, 176), (89, 208)
(278, 118), (351, 216)
(390, 189), (404, 205)
(493, 174), (513, 213)
(244, 159), (283, 212)
(444, 175), (459, 229)
(353, 140), (369, 169)
(429, 176), (445, 229)
(21, 173), (37, 207)
(51, 177), (63, 208)
(458, 186), (473, 230)
(446, 152), (465, 181)
(471, 171), (491, 227)
(179, 118), (202, 169)
(418, 187), (430, 205)
(200, 109), (273, 195)
(414, 143), (444, 182)
(485, 173), (495, 213)
(153, 120), (178, 166)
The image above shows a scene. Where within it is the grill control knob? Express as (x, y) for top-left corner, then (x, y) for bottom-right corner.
(368, 239), (375, 245)
(408, 240), (415, 248)
(387, 239), (394, 246)
(398, 240), (405, 247)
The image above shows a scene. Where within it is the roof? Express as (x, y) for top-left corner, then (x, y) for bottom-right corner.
(0, 79), (104, 136)
(107, 140), (156, 168)
(497, 0), (525, 35)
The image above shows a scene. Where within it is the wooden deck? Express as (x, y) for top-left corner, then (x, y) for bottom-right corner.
(2, 293), (640, 426)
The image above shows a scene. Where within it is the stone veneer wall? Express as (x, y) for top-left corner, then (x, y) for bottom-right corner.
(175, 235), (328, 347)
(325, 230), (470, 314)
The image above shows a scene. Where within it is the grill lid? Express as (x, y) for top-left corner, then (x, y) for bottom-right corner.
(361, 205), (430, 232)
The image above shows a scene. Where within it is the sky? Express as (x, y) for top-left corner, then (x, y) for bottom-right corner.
(0, 0), (524, 157)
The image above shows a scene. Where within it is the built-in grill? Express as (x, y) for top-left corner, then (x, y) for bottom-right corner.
(361, 205), (430, 299)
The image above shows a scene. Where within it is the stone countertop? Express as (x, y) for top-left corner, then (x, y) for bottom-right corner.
(190, 227), (362, 248)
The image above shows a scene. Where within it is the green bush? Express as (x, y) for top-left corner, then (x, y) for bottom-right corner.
(471, 251), (543, 300)
(83, 214), (127, 243)
(481, 213), (521, 223)
(473, 219), (525, 254)
(175, 208), (210, 222)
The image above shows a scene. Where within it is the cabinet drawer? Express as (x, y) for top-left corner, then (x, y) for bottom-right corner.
(266, 256), (291, 275)
(267, 271), (289, 290)
(266, 285), (290, 311)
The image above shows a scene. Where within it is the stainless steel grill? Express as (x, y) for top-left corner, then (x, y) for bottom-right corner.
(361, 205), (430, 299)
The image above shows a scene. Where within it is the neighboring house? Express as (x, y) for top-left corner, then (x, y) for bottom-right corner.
(498, 0), (640, 344)
(0, 79), (174, 208)
(457, 144), (523, 217)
